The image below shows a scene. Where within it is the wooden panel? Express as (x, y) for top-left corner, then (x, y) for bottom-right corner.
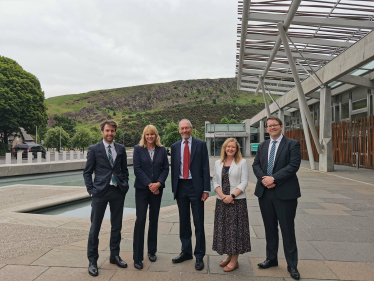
(285, 116), (374, 169)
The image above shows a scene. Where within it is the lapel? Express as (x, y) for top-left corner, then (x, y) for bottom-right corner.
(263, 139), (270, 169)
(229, 159), (237, 175)
(176, 140), (182, 166)
(143, 146), (153, 165)
(190, 137), (197, 163)
(218, 162), (223, 184)
(273, 136), (287, 167)
(100, 141), (112, 168)
(112, 142), (120, 167)
(153, 146), (160, 162)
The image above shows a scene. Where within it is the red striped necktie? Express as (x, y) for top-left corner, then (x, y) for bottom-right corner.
(183, 140), (190, 179)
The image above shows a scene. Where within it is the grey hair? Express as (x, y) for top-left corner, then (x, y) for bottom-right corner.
(179, 119), (193, 128)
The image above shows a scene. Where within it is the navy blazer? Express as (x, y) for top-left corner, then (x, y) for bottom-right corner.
(133, 145), (169, 189)
(170, 137), (211, 199)
(83, 141), (129, 197)
(252, 136), (301, 200)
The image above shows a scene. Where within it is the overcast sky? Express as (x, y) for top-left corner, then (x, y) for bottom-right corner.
(0, 0), (238, 99)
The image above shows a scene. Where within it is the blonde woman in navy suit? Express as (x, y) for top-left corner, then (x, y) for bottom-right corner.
(212, 138), (251, 272)
(133, 125), (169, 270)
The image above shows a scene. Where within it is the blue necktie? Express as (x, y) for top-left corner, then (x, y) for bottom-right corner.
(108, 145), (117, 186)
(267, 141), (277, 176)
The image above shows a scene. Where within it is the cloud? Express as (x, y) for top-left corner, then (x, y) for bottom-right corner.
(0, 0), (238, 98)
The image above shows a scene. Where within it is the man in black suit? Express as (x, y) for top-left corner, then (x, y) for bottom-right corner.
(252, 117), (301, 280)
(83, 120), (129, 277)
(170, 119), (210, 271)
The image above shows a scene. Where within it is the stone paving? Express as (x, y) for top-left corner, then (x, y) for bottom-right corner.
(0, 157), (374, 280)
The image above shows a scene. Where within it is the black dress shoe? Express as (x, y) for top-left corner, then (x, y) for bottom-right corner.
(148, 253), (157, 262)
(195, 258), (204, 271)
(88, 262), (98, 276)
(134, 261), (143, 270)
(109, 256), (127, 268)
(288, 267), (300, 280)
(257, 259), (278, 269)
(172, 252), (193, 263)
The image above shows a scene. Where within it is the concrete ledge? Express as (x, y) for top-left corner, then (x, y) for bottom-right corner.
(0, 157), (135, 177)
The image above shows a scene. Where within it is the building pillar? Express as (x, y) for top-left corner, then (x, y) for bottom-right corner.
(244, 119), (251, 157)
(206, 138), (212, 157)
(319, 86), (334, 172)
(278, 110), (285, 134)
(259, 120), (265, 143)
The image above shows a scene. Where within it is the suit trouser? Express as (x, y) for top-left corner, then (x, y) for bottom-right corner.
(258, 188), (298, 268)
(176, 179), (205, 259)
(133, 188), (163, 262)
(87, 185), (125, 263)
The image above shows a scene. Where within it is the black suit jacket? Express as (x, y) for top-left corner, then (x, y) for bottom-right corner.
(83, 141), (129, 197)
(133, 145), (169, 189)
(170, 137), (210, 199)
(252, 136), (301, 200)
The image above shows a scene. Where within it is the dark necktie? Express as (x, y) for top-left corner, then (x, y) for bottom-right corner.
(267, 141), (277, 176)
(108, 145), (117, 186)
(183, 141), (190, 179)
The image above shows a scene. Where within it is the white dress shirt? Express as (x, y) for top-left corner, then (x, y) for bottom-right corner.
(179, 136), (192, 179)
(267, 134), (283, 163)
(103, 140), (117, 185)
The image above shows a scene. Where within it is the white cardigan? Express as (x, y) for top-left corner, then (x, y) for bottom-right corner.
(212, 159), (249, 200)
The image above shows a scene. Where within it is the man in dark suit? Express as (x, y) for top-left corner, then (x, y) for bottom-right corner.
(170, 119), (210, 271)
(83, 120), (129, 277)
(252, 117), (301, 280)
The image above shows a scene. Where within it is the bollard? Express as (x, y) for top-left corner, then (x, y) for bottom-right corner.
(70, 151), (74, 161)
(62, 151), (66, 161)
(28, 152), (32, 163)
(5, 153), (11, 165)
(17, 152), (22, 164)
(76, 150), (81, 160)
(46, 151), (50, 162)
(84, 151), (88, 159)
(37, 152), (42, 163)
(55, 152), (59, 162)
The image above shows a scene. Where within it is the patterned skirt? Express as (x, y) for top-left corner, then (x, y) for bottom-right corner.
(212, 198), (251, 255)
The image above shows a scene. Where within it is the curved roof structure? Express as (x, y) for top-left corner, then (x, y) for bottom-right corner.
(236, 0), (374, 97)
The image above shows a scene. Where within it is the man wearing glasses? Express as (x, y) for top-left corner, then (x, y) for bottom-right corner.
(252, 117), (301, 280)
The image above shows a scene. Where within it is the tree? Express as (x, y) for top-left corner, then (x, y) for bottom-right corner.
(0, 56), (48, 144)
(44, 126), (70, 152)
(115, 128), (123, 144)
(71, 128), (92, 152)
(52, 114), (77, 137)
(161, 121), (180, 147)
(219, 117), (229, 124)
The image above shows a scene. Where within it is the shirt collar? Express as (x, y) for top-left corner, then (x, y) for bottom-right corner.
(270, 134), (283, 143)
(103, 139), (114, 148)
(182, 136), (192, 144)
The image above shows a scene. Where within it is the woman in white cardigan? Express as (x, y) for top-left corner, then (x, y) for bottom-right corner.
(212, 138), (251, 272)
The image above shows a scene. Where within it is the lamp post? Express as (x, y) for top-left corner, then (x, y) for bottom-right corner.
(35, 126), (38, 144)
(59, 129), (61, 153)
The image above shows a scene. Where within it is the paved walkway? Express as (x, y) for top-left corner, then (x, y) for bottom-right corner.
(0, 158), (374, 280)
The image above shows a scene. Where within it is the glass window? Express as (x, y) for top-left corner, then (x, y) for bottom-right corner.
(351, 112), (368, 121)
(341, 92), (350, 104)
(352, 99), (367, 111)
(341, 103), (349, 119)
(352, 88), (367, 102)
(335, 105), (340, 122)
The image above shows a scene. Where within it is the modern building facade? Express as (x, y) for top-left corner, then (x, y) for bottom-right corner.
(234, 0), (374, 171)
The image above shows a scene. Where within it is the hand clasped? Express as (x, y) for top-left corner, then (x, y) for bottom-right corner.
(262, 176), (275, 189)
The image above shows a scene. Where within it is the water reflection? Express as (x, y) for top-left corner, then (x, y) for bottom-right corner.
(17, 167), (214, 219)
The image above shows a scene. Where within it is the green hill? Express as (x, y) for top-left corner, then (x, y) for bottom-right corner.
(46, 77), (269, 133)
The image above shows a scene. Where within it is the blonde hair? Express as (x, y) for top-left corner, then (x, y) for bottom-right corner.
(139, 125), (162, 148)
(220, 138), (242, 164)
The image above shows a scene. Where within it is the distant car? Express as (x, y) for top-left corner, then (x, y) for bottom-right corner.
(13, 144), (46, 159)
